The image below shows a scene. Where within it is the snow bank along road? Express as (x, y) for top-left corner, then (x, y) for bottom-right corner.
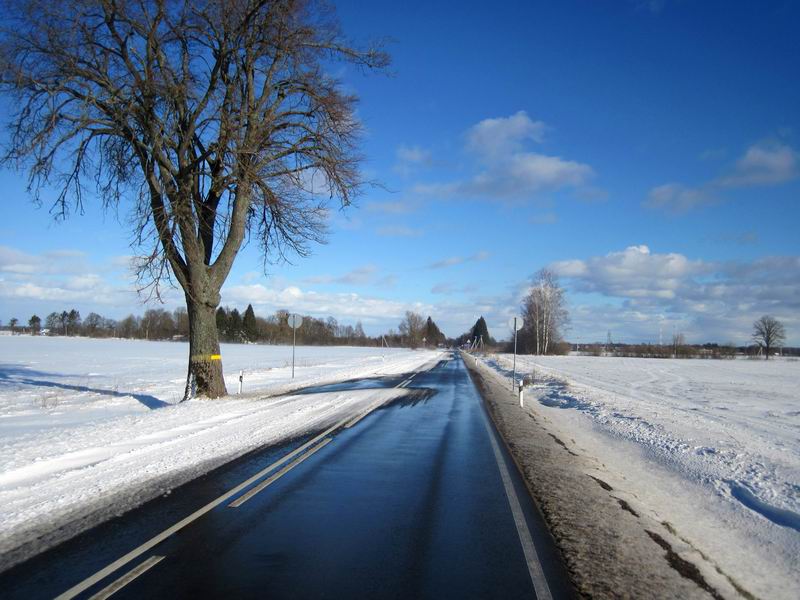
(2, 353), (573, 599)
(482, 353), (799, 599)
(0, 336), (442, 570)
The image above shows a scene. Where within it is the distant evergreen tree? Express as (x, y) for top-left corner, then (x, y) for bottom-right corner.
(354, 321), (366, 341)
(227, 308), (243, 341)
(216, 307), (229, 339)
(28, 314), (41, 335)
(67, 309), (81, 335)
(470, 316), (494, 346)
(423, 316), (445, 346)
(243, 304), (258, 342)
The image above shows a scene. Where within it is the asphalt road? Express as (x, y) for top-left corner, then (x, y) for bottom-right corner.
(1, 353), (574, 599)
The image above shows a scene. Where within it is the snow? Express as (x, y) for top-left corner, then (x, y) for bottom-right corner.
(0, 335), (441, 570)
(483, 353), (800, 598)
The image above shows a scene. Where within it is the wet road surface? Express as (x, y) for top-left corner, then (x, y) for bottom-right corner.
(1, 353), (573, 599)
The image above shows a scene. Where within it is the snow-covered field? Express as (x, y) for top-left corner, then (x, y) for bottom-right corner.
(0, 335), (441, 570)
(484, 353), (800, 598)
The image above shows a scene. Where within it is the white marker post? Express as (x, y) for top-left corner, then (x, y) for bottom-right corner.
(289, 314), (303, 379)
(238, 370), (244, 395)
(508, 316), (523, 391)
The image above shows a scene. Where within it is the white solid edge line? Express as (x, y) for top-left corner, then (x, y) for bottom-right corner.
(481, 414), (553, 600)
(85, 555), (165, 600)
(54, 417), (344, 600)
(55, 369), (425, 600)
(228, 438), (333, 508)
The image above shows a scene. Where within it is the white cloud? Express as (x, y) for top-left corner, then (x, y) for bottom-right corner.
(466, 111), (546, 160)
(415, 112), (593, 202)
(303, 265), (378, 286)
(646, 141), (799, 213)
(396, 145), (431, 164)
(431, 282), (480, 295)
(0, 277), (134, 305)
(222, 283), (433, 326)
(394, 145), (432, 176)
(376, 225), (423, 238)
(551, 245), (711, 299)
(720, 141), (799, 187)
(427, 251), (490, 270)
(0, 246), (89, 275)
(551, 246), (800, 344)
(644, 183), (716, 214)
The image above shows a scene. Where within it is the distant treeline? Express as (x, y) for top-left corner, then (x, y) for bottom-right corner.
(4, 307), (449, 349)
(568, 342), (800, 358)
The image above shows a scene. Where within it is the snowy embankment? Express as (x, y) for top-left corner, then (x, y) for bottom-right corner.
(484, 353), (799, 599)
(0, 336), (441, 570)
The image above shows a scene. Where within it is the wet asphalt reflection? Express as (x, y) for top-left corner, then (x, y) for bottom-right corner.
(2, 354), (573, 599)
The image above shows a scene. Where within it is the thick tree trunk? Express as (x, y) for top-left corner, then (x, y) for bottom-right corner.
(186, 296), (227, 398)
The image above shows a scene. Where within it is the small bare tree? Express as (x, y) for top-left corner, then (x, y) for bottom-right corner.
(398, 311), (425, 349)
(752, 315), (786, 360)
(0, 0), (387, 397)
(520, 269), (568, 355)
(671, 332), (685, 358)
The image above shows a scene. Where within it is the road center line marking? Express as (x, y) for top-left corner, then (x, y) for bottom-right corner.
(85, 555), (165, 600)
(481, 411), (553, 600)
(228, 438), (333, 508)
(344, 396), (389, 428)
(54, 369), (425, 600)
(55, 418), (345, 600)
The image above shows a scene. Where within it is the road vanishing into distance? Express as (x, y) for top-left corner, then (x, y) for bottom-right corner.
(2, 353), (574, 599)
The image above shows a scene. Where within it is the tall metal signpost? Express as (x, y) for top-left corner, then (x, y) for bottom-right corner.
(508, 316), (523, 390)
(289, 314), (303, 378)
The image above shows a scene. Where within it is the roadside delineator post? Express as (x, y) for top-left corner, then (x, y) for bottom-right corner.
(518, 380), (524, 407)
(289, 313), (303, 379)
(238, 370), (244, 395)
(508, 316), (523, 391)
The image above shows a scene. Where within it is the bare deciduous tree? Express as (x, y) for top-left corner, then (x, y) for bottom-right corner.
(0, 0), (387, 397)
(520, 269), (568, 355)
(398, 311), (425, 349)
(752, 315), (786, 360)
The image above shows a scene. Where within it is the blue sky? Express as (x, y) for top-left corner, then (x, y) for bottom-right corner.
(1, 0), (799, 344)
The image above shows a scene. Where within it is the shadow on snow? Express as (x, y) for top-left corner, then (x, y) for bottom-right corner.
(0, 363), (169, 410)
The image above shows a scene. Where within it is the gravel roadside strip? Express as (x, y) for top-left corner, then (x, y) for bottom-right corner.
(461, 352), (737, 600)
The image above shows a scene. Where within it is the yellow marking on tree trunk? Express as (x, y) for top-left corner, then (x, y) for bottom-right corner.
(191, 354), (222, 361)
